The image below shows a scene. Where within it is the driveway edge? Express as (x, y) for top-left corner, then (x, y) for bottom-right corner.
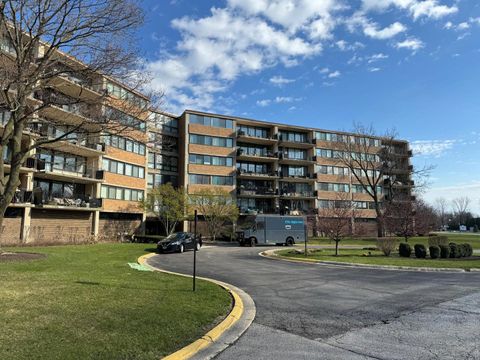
(260, 249), (478, 273)
(138, 253), (256, 360)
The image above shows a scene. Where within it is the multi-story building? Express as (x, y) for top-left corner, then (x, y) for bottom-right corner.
(176, 110), (412, 235)
(0, 43), (412, 244)
(1, 39), (149, 245)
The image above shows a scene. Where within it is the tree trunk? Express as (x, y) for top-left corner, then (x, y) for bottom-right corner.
(335, 240), (339, 256)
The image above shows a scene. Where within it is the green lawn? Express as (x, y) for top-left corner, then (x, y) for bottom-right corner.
(307, 232), (480, 249)
(277, 248), (480, 269)
(0, 244), (231, 360)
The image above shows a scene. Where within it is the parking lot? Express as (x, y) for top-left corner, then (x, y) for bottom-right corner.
(147, 245), (480, 359)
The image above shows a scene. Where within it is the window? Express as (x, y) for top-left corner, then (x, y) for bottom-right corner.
(103, 133), (146, 154)
(316, 165), (349, 176)
(190, 114), (233, 129)
(150, 174), (178, 188)
(101, 185), (144, 201)
(238, 144), (270, 157)
(189, 174), (210, 185)
(106, 81), (148, 109)
(189, 134), (233, 147)
(315, 132), (348, 142)
(279, 131), (307, 143)
(237, 125), (268, 138)
(102, 158), (145, 178)
(236, 162), (269, 174)
(318, 183), (350, 192)
(189, 154), (233, 167)
(286, 148), (306, 160)
(150, 153), (179, 171)
(212, 176), (233, 186)
(150, 113), (179, 135)
(104, 106), (146, 132)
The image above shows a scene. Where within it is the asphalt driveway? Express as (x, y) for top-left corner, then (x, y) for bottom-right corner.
(147, 245), (480, 360)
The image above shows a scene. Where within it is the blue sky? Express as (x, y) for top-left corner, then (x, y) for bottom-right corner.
(137, 0), (480, 214)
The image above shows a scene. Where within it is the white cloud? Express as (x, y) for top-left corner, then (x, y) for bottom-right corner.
(269, 75), (295, 86)
(146, 7), (323, 111)
(336, 40), (365, 51)
(144, 0), (461, 111)
(368, 67), (381, 72)
(457, 22), (470, 30)
(227, 0), (344, 39)
(367, 53), (389, 63)
(410, 139), (456, 157)
(328, 70), (341, 78)
(347, 13), (407, 39)
(256, 95), (302, 107)
(362, 0), (458, 20)
(319, 67), (330, 74)
(444, 21), (453, 29)
(470, 17), (480, 26)
(395, 37), (424, 51)
(256, 99), (271, 107)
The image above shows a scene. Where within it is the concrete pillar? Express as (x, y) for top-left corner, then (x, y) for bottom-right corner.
(92, 210), (100, 237)
(21, 206), (31, 243)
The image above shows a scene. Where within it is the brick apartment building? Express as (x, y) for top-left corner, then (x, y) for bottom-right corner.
(1, 44), (412, 245)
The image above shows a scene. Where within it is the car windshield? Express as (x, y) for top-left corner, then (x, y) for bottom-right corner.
(165, 233), (187, 241)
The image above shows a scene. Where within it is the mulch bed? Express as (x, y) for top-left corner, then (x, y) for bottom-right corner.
(0, 252), (46, 262)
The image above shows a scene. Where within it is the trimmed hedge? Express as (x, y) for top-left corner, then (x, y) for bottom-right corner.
(399, 243), (412, 258)
(414, 244), (427, 259)
(439, 245), (450, 259)
(449, 243), (459, 258)
(464, 243), (473, 257)
(429, 246), (440, 259)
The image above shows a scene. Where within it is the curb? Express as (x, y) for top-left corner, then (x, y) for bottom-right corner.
(260, 250), (479, 273)
(138, 253), (256, 360)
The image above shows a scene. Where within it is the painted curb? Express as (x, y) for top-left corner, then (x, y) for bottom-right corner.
(138, 253), (255, 360)
(260, 250), (479, 273)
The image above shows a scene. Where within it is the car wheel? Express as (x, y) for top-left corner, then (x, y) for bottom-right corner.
(249, 237), (256, 247)
(195, 242), (201, 251)
(178, 244), (184, 253)
(286, 237), (294, 246)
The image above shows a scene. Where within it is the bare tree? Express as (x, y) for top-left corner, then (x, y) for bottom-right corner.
(334, 123), (432, 237)
(0, 1), (154, 230)
(316, 194), (354, 256)
(452, 196), (471, 226)
(434, 197), (448, 230)
(414, 198), (439, 236)
(384, 196), (415, 242)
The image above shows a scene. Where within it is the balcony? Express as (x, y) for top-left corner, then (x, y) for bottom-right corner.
(279, 191), (316, 199)
(11, 189), (34, 205)
(3, 157), (37, 173)
(279, 173), (316, 182)
(35, 164), (105, 184)
(236, 169), (278, 180)
(237, 130), (278, 145)
(40, 139), (105, 158)
(47, 75), (101, 101)
(237, 188), (278, 198)
(32, 191), (103, 210)
(236, 149), (278, 163)
(278, 153), (315, 166)
(278, 134), (314, 149)
(239, 207), (278, 215)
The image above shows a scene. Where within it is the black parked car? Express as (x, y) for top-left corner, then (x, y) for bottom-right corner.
(157, 232), (202, 253)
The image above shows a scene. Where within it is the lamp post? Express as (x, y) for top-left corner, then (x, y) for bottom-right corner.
(193, 210), (197, 292)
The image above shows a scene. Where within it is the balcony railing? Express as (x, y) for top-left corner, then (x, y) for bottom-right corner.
(280, 191), (315, 198)
(236, 169), (277, 177)
(12, 189), (33, 204)
(237, 188), (278, 196)
(32, 190), (103, 208)
(237, 148), (276, 158)
(280, 173), (315, 179)
(239, 207), (277, 215)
